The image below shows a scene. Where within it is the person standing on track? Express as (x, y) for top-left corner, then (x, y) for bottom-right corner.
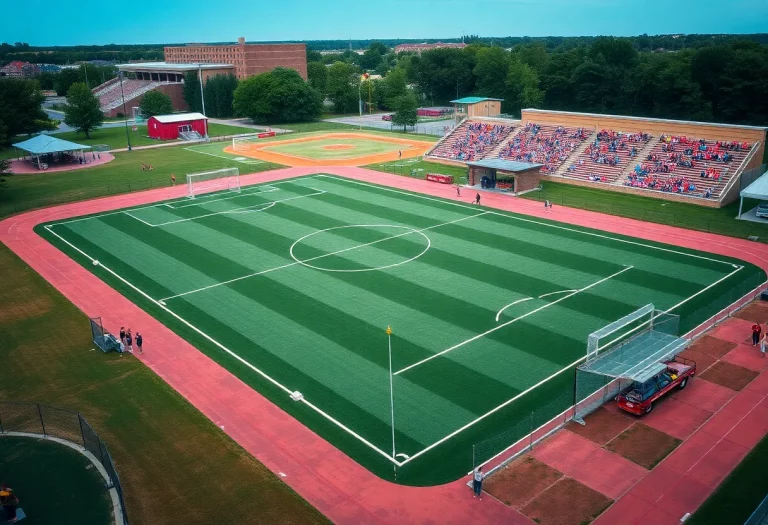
(760, 332), (767, 358)
(752, 323), (762, 346)
(125, 330), (133, 353)
(136, 332), (143, 355)
(119, 327), (126, 345)
(456, 185), (461, 197)
(472, 466), (485, 499)
(474, 193), (481, 205)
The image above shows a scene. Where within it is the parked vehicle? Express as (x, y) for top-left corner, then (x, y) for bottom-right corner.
(617, 357), (696, 415)
(756, 202), (768, 218)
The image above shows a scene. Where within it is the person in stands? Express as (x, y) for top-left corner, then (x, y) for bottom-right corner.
(752, 323), (762, 346)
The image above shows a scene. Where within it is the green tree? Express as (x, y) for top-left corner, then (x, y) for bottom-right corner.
(326, 61), (359, 113)
(63, 82), (103, 138)
(0, 158), (12, 194)
(307, 62), (328, 93)
(360, 42), (388, 70)
(381, 67), (408, 109)
(182, 71), (202, 113)
(0, 78), (55, 144)
(139, 90), (173, 117)
(409, 48), (475, 105)
(54, 68), (82, 96)
(391, 93), (418, 132)
(233, 67), (322, 123)
(473, 46), (510, 100)
(203, 74), (238, 118)
(505, 57), (544, 116)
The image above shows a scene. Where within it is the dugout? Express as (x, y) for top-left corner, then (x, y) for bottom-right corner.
(451, 97), (503, 122)
(466, 159), (543, 194)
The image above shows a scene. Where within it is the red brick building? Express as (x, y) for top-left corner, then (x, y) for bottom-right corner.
(164, 37), (307, 80)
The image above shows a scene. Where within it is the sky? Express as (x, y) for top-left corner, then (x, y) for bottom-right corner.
(5, 0), (768, 46)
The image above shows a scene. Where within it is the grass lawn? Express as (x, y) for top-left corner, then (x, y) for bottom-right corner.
(0, 244), (329, 525)
(688, 434), (768, 525)
(37, 174), (765, 486)
(521, 180), (768, 242)
(365, 159), (468, 181)
(0, 437), (112, 525)
(0, 146), (282, 218)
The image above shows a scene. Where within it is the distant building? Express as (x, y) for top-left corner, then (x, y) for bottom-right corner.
(394, 42), (467, 54)
(164, 37), (307, 80)
(0, 61), (40, 78)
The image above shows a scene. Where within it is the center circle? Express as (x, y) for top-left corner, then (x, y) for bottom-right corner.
(289, 225), (431, 272)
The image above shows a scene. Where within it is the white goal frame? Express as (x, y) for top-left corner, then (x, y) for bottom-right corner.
(232, 134), (263, 152)
(186, 168), (241, 199)
(586, 304), (655, 363)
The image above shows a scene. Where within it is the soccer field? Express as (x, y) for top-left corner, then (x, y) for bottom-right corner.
(38, 174), (765, 485)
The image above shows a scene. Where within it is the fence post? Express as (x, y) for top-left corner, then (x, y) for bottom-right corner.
(529, 410), (535, 451)
(37, 404), (47, 436)
(472, 445), (476, 470)
(78, 413), (88, 449)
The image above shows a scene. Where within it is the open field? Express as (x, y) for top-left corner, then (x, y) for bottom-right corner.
(0, 243), (329, 525)
(37, 173), (764, 485)
(0, 146), (282, 219)
(0, 436), (112, 525)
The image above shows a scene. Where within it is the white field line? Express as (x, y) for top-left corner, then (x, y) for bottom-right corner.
(160, 211), (491, 301)
(145, 191), (325, 227)
(43, 224), (401, 466)
(320, 175), (737, 267)
(183, 146), (265, 164)
(396, 264), (745, 467)
(539, 289), (579, 299)
(122, 211), (154, 227)
(394, 266), (635, 376)
(495, 298), (532, 322)
(50, 176), (324, 226)
(166, 186), (279, 209)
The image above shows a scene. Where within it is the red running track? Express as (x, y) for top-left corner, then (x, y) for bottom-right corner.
(2, 166), (768, 525)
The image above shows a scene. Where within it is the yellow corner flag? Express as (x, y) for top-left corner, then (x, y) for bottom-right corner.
(386, 325), (393, 336)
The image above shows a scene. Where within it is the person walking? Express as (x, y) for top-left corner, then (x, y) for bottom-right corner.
(136, 332), (143, 355)
(752, 323), (761, 346)
(456, 185), (461, 197)
(472, 467), (484, 499)
(761, 332), (767, 358)
(474, 193), (481, 205)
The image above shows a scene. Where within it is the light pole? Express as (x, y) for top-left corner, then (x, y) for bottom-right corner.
(118, 71), (132, 151)
(198, 64), (208, 138)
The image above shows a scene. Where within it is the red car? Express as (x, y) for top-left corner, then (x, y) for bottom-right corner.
(381, 114), (393, 121)
(617, 357), (696, 415)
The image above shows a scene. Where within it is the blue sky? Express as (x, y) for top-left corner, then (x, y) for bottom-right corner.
(6, 0), (768, 46)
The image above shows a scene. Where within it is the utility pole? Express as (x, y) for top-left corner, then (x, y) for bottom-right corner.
(118, 71), (132, 151)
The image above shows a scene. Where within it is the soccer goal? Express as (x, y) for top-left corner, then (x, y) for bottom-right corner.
(186, 168), (241, 199)
(232, 134), (263, 152)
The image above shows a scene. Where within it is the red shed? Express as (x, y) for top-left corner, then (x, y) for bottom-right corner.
(147, 112), (208, 140)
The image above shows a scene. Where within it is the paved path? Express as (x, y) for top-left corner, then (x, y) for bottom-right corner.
(2, 167), (767, 524)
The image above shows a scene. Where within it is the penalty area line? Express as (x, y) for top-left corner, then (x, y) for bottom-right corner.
(42, 224), (401, 467)
(395, 266), (634, 376)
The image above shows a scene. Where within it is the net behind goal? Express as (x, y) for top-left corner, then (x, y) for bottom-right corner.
(186, 168), (240, 199)
(232, 134), (261, 152)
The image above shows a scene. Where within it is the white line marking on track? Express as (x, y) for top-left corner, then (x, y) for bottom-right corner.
(43, 224), (403, 467)
(161, 211), (490, 301)
(394, 266), (634, 376)
(495, 297), (532, 322)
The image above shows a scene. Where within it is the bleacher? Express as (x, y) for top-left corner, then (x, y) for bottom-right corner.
(498, 123), (590, 174)
(624, 135), (755, 199)
(93, 79), (164, 112)
(428, 120), (514, 162)
(564, 130), (652, 183)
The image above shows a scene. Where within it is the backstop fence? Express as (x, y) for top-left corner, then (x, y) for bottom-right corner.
(0, 401), (129, 525)
(472, 271), (767, 477)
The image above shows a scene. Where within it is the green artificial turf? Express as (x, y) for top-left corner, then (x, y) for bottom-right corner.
(688, 434), (768, 525)
(37, 174), (765, 486)
(0, 243), (329, 525)
(263, 138), (411, 160)
(0, 437), (112, 525)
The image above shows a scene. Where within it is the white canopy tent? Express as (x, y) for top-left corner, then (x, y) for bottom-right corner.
(737, 169), (768, 218)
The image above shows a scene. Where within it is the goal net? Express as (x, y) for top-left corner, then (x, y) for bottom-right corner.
(232, 134), (263, 152)
(186, 168), (240, 199)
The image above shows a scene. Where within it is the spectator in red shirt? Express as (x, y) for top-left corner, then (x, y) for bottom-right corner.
(752, 323), (762, 346)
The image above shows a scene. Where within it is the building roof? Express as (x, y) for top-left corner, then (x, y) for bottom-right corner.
(117, 62), (234, 72)
(150, 112), (208, 124)
(740, 170), (768, 200)
(466, 159), (543, 172)
(13, 134), (90, 154)
(451, 97), (504, 104)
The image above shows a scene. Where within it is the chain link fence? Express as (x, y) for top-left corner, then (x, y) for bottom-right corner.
(0, 401), (129, 524)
